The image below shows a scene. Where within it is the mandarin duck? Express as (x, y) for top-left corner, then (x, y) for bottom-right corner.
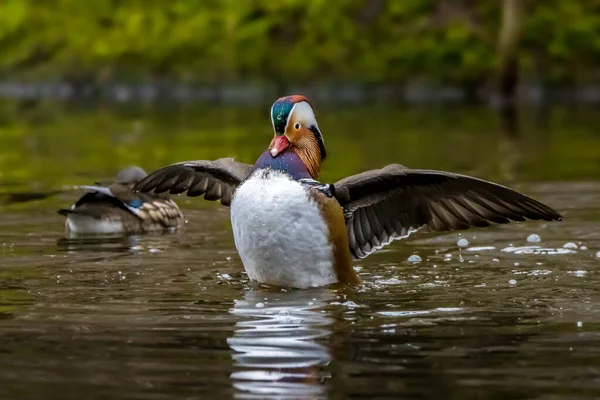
(134, 95), (561, 289)
(59, 166), (184, 235)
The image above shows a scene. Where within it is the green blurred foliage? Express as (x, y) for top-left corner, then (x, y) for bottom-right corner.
(0, 0), (598, 84)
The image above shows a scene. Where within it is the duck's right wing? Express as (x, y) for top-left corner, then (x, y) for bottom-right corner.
(133, 158), (254, 206)
(333, 164), (562, 259)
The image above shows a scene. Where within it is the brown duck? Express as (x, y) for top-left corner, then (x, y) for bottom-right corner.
(59, 166), (184, 235)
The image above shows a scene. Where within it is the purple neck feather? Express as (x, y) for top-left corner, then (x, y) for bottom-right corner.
(253, 150), (312, 180)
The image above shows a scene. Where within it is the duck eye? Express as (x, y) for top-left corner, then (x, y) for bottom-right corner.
(294, 122), (301, 130)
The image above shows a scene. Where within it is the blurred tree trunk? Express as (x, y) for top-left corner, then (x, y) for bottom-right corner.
(496, 0), (525, 182)
(496, 0), (524, 107)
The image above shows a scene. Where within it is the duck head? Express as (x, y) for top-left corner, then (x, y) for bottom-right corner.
(115, 166), (148, 188)
(268, 95), (326, 179)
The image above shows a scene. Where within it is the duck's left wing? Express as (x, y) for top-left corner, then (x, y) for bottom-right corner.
(332, 164), (562, 259)
(133, 158), (254, 206)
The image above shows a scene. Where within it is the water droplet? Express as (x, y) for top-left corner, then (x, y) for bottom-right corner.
(514, 262), (520, 267)
(526, 234), (541, 243)
(580, 246), (588, 250)
(509, 279), (517, 285)
(492, 258), (500, 262)
(255, 302), (265, 308)
(596, 251), (600, 258)
(577, 321), (583, 328)
(466, 246), (496, 251)
(342, 301), (363, 308)
(563, 242), (578, 249)
(407, 255), (422, 263)
(149, 248), (161, 253)
(376, 277), (404, 285)
(457, 238), (469, 247)
(226, 256), (232, 261)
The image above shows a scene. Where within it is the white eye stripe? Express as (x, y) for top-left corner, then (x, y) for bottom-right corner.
(288, 101), (317, 129)
(285, 103), (298, 132)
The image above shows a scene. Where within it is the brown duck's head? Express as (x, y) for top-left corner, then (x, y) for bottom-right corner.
(115, 166), (148, 188)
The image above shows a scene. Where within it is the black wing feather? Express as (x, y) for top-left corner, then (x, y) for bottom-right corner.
(134, 158), (254, 207)
(333, 164), (562, 259)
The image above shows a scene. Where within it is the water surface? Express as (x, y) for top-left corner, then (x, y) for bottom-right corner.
(0, 103), (599, 399)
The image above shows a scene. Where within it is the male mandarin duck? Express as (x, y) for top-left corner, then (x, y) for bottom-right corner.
(134, 95), (561, 289)
(58, 166), (184, 235)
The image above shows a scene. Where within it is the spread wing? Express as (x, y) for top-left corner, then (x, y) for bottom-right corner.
(333, 164), (562, 259)
(133, 158), (254, 206)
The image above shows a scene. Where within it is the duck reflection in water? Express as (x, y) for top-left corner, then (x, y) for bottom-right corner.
(228, 287), (335, 397)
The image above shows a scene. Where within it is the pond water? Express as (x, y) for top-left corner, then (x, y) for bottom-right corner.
(0, 101), (599, 399)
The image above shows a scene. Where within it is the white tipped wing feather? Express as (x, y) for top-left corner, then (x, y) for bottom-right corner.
(333, 164), (562, 259)
(134, 158), (254, 206)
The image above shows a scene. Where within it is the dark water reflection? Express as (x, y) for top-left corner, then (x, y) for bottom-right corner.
(229, 288), (333, 397)
(0, 104), (599, 399)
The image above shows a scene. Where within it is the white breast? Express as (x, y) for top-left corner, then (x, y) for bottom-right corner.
(65, 215), (124, 235)
(230, 169), (336, 289)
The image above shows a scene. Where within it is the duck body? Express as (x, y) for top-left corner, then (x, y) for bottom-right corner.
(64, 195), (140, 235)
(231, 151), (357, 288)
(134, 95), (562, 289)
(62, 194), (183, 235)
(59, 166), (184, 236)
